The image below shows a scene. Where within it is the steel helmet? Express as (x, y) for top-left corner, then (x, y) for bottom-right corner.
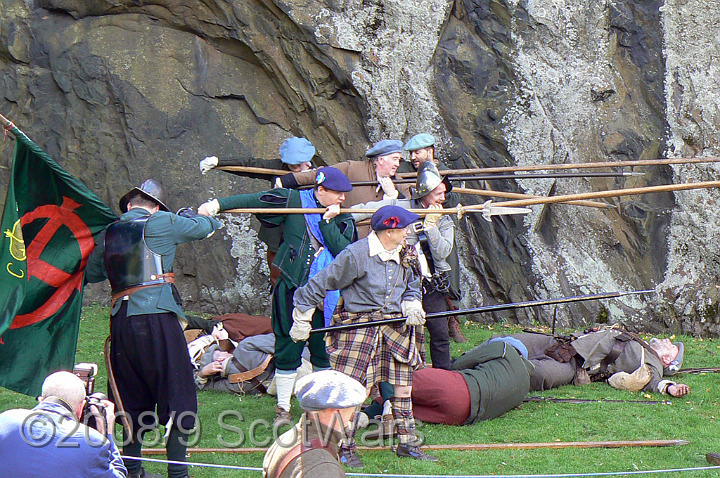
(118, 179), (169, 212)
(411, 162), (444, 200)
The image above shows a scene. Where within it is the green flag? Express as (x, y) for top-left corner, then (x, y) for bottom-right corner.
(0, 126), (117, 395)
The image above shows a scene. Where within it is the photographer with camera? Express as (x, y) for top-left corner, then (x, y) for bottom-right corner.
(0, 371), (127, 477)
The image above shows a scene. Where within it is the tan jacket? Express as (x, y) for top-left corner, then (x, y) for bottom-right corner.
(280, 160), (411, 237)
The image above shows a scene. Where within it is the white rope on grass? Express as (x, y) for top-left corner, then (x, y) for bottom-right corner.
(123, 456), (720, 477)
(122, 455), (262, 472)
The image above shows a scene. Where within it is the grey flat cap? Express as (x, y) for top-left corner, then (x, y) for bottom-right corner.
(294, 370), (366, 411)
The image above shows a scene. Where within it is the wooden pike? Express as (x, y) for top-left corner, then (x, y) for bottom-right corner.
(218, 157), (720, 179)
(140, 439), (688, 455)
(453, 186), (611, 209)
(462, 180), (720, 211)
(224, 180), (720, 216)
(218, 165), (287, 176)
(396, 157), (720, 177)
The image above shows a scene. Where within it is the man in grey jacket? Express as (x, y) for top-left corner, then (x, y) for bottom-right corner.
(499, 328), (689, 396)
(351, 162), (457, 369)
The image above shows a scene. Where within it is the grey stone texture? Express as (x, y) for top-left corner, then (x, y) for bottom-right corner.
(2, 0), (720, 334)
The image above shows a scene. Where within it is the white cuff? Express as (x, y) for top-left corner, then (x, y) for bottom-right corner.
(658, 379), (674, 394)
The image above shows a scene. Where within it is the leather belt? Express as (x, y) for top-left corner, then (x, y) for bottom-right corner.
(111, 273), (175, 306)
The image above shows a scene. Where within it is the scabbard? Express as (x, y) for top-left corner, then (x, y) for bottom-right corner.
(104, 335), (133, 436)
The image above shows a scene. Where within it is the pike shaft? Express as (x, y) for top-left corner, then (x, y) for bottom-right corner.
(350, 171), (634, 186)
(141, 439), (687, 455)
(311, 289), (653, 334)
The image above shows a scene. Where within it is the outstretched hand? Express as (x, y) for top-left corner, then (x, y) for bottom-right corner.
(668, 383), (689, 397)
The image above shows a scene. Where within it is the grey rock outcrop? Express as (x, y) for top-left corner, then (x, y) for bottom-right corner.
(2, 0), (720, 334)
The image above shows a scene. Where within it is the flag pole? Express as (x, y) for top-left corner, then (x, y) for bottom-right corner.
(0, 113), (17, 132)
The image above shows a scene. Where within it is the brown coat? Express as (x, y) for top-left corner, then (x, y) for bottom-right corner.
(280, 160), (411, 237)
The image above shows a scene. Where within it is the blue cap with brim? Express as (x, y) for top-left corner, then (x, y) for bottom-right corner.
(488, 336), (529, 359)
(365, 139), (403, 158)
(403, 133), (435, 151)
(279, 137), (316, 165)
(295, 370), (367, 411)
(315, 167), (352, 192)
(371, 205), (419, 231)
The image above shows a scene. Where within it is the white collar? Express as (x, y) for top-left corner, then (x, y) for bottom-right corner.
(368, 231), (402, 263)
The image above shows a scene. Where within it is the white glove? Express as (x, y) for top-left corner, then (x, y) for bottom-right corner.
(401, 300), (426, 326)
(323, 204), (340, 221)
(197, 199), (220, 216)
(290, 307), (315, 342)
(423, 203), (442, 229)
(378, 176), (398, 199)
(199, 156), (219, 174)
(274, 177), (283, 189)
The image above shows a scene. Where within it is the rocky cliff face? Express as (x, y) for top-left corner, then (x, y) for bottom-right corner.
(2, 0), (720, 334)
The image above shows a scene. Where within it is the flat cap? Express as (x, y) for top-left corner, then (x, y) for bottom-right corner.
(365, 139), (403, 158)
(371, 205), (419, 231)
(280, 137), (316, 165)
(403, 133), (435, 151)
(315, 166), (353, 192)
(295, 370), (366, 411)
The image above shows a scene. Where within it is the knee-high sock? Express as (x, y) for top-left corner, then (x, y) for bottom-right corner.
(275, 370), (297, 412)
(166, 426), (189, 478)
(391, 396), (416, 445)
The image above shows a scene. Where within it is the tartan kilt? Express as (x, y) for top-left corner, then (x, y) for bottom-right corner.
(327, 309), (425, 388)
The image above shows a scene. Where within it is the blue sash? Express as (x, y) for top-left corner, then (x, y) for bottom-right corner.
(299, 189), (340, 326)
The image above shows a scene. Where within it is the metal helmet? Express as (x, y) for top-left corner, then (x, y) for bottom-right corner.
(411, 162), (443, 199)
(118, 179), (170, 212)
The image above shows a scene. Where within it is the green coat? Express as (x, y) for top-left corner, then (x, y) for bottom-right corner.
(217, 188), (356, 288)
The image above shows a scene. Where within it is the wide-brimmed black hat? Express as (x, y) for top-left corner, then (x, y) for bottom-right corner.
(118, 179), (169, 212)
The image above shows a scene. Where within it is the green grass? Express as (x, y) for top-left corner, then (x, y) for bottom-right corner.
(2, 308), (720, 477)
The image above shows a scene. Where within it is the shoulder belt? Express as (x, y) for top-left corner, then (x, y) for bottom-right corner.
(271, 438), (336, 478)
(228, 354), (273, 384)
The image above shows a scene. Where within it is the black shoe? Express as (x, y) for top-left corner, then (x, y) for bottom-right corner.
(128, 469), (163, 478)
(338, 443), (364, 468)
(396, 444), (438, 461)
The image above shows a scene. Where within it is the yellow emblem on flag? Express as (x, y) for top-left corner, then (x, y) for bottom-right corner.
(4, 219), (25, 278)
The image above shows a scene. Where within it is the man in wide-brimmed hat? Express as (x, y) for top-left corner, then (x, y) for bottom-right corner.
(86, 178), (221, 478)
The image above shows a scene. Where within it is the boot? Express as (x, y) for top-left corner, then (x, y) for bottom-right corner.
(448, 316), (467, 343)
(396, 443), (438, 461)
(273, 405), (293, 427)
(338, 442), (364, 468)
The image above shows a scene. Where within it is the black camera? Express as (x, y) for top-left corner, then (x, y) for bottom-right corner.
(81, 392), (109, 432)
(73, 362), (97, 395)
